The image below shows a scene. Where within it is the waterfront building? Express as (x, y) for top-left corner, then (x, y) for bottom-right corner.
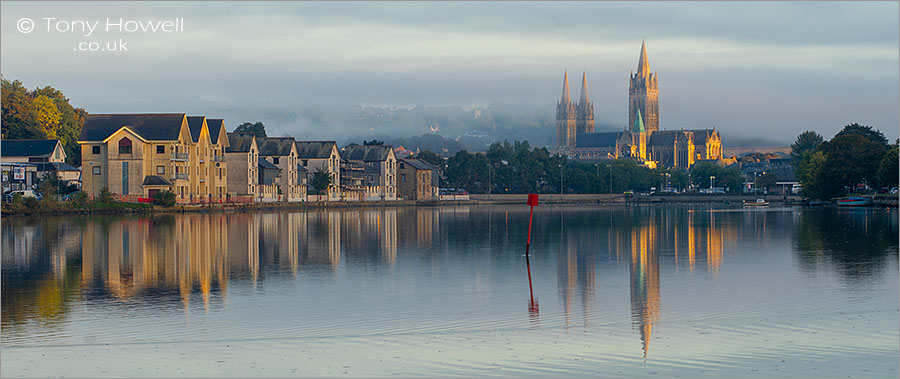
(186, 116), (230, 202)
(295, 141), (342, 201)
(339, 158), (381, 201)
(225, 132), (268, 202)
(397, 158), (439, 201)
(205, 119), (230, 201)
(79, 113), (206, 202)
(1, 139), (67, 164)
(256, 136), (304, 202)
(556, 41), (723, 169)
(341, 144), (398, 201)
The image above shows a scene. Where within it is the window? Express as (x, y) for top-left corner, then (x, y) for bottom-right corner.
(157, 145), (165, 154)
(273, 157), (280, 165)
(302, 160), (308, 166)
(399, 163), (405, 169)
(157, 166), (165, 175)
(401, 174), (406, 183)
(118, 138), (132, 154)
(92, 166), (101, 175)
(92, 146), (101, 155)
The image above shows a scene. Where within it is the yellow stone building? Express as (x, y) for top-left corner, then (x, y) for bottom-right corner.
(78, 113), (229, 203)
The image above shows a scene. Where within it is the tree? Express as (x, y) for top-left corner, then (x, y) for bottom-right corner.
(835, 123), (888, 147)
(797, 150), (826, 199)
(363, 139), (384, 145)
(152, 190), (177, 206)
(876, 146), (898, 189)
(817, 133), (888, 198)
(38, 172), (61, 200)
(416, 150), (445, 170)
(310, 166), (333, 195)
(234, 121), (267, 137)
(790, 130), (824, 165)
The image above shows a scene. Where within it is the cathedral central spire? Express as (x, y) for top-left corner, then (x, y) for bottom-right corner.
(637, 40), (651, 75)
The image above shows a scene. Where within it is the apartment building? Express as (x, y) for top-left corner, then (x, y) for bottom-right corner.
(79, 113), (212, 202)
(257, 137), (303, 202)
(341, 144), (397, 201)
(296, 141), (342, 201)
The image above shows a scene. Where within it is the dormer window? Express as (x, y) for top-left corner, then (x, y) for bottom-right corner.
(119, 137), (133, 154)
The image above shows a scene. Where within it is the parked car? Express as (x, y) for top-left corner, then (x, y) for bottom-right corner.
(62, 191), (84, 201)
(891, 187), (898, 195)
(2, 190), (41, 202)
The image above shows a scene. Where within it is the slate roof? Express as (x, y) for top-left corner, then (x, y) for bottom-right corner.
(576, 132), (621, 148)
(295, 141), (337, 158)
(256, 137), (296, 156)
(142, 175), (172, 186)
(648, 130), (689, 146)
(80, 113), (186, 142)
(342, 144), (393, 162)
(258, 157), (279, 170)
(206, 119), (225, 144)
(1, 139), (59, 157)
(226, 133), (256, 153)
(401, 158), (436, 170)
(685, 129), (715, 145)
(186, 116), (206, 143)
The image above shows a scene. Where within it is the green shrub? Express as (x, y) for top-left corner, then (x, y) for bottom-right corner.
(152, 190), (176, 207)
(23, 196), (39, 209)
(12, 193), (23, 203)
(68, 191), (88, 204)
(97, 187), (114, 203)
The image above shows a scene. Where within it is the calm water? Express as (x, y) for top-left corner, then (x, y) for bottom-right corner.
(1, 204), (897, 378)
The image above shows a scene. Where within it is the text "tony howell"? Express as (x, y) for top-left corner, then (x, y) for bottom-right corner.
(19, 18), (184, 37)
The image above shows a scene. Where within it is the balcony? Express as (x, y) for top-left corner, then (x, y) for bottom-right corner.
(214, 155), (226, 162)
(174, 173), (189, 180)
(171, 153), (189, 161)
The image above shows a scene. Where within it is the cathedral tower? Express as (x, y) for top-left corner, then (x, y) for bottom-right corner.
(576, 71), (595, 134)
(629, 41), (659, 133)
(557, 70), (577, 148)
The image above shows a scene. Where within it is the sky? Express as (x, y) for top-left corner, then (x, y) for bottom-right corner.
(1, 1), (898, 144)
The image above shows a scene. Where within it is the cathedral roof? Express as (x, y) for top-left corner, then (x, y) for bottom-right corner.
(685, 129), (716, 145)
(648, 130), (690, 146)
(576, 132), (621, 147)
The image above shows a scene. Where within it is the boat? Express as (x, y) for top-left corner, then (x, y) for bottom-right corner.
(744, 198), (769, 207)
(836, 196), (872, 207)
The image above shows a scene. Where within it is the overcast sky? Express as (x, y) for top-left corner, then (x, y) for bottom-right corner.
(2, 1), (897, 143)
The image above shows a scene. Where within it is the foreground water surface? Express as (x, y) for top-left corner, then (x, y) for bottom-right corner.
(1, 204), (897, 377)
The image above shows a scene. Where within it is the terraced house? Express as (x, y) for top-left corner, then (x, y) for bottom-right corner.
(79, 113), (227, 202)
(296, 141), (342, 201)
(256, 136), (304, 202)
(341, 144), (398, 201)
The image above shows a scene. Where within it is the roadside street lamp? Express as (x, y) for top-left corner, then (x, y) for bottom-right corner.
(558, 164), (563, 195)
(710, 175), (716, 189)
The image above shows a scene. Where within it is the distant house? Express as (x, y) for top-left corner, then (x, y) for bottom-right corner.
(341, 144), (398, 201)
(257, 137), (303, 202)
(296, 141), (341, 201)
(340, 158), (381, 201)
(256, 157), (279, 202)
(186, 116), (230, 202)
(1, 139), (66, 164)
(205, 119), (230, 201)
(33, 162), (81, 184)
(398, 158), (439, 201)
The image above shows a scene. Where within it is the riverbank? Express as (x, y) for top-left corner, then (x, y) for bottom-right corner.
(3, 193), (894, 216)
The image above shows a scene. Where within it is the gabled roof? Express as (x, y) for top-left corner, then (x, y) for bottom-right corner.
(186, 116), (206, 143)
(256, 137), (296, 156)
(576, 132), (621, 148)
(258, 157), (279, 170)
(142, 175), (172, 186)
(226, 132), (256, 153)
(80, 113), (186, 142)
(401, 158), (436, 170)
(1, 139), (59, 157)
(342, 144), (393, 162)
(648, 130), (689, 146)
(206, 119), (225, 144)
(295, 141), (337, 158)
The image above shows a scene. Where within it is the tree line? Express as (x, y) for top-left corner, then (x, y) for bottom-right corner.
(1, 78), (87, 165)
(437, 140), (744, 194)
(791, 123), (898, 200)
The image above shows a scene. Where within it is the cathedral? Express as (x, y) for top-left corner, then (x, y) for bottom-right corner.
(556, 41), (723, 169)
